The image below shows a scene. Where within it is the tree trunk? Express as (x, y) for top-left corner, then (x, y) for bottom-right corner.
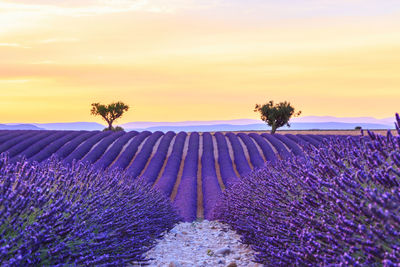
(108, 122), (113, 131)
(271, 123), (277, 134)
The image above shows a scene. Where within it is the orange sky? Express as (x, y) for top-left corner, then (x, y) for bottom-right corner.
(1, 0), (400, 124)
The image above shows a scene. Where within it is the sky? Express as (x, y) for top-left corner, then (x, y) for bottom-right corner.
(0, 0), (400, 124)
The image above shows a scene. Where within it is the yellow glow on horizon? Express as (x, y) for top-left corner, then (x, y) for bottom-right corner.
(1, 1), (400, 123)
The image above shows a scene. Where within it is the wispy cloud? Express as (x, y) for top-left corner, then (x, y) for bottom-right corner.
(0, 43), (30, 48)
(0, 0), (221, 17)
(30, 60), (56, 65)
(0, 0), (399, 121)
(0, 79), (31, 83)
(0, 0), (175, 16)
(37, 38), (79, 44)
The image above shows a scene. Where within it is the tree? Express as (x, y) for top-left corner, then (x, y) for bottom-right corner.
(91, 102), (129, 131)
(254, 100), (301, 134)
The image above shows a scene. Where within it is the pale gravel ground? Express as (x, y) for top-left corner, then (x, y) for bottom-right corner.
(141, 220), (263, 267)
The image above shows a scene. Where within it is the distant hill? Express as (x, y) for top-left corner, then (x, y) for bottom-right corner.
(121, 116), (395, 131)
(291, 116), (395, 125)
(0, 124), (44, 130)
(2, 116), (395, 131)
(120, 119), (261, 129)
(31, 122), (105, 131)
(135, 122), (394, 132)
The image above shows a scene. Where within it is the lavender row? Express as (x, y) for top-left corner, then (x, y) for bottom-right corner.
(6, 131), (56, 158)
(214, 132), (239, 187)
(272, 133), (305, 157)
(81, 131), (125, 164)
(126, 131), (164, 178)
(0, 131), (38, 154)
(11, 131), (72, 162)
(140, 131), (176, 184)
(110, 131), (152, 170)
(285, 133), (309, 147)
(153, 132), (187, 197)
(237, 133), (265, 168)
(248, 133), (277, 163)
(30, 131), (84, 162)
(93, 131), (138, 170)
(0, 130), (9, 137)
(261, 133), (292, 160)
(225, 132), (252, 176)
(54, 131), (99, 160)
(0, 130), (336, 171)
(297, 134), (321, 147)
(0, 130), (31, 144)
(201, 132), (222, 220)
(63, 131), (113, 164)
(173, 132), (200, 222)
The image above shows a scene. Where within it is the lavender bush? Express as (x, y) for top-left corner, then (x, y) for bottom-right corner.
(213, 115), (400, 266)
(0, 155), (180, 266)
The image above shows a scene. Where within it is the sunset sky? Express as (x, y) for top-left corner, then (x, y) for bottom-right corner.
(1, 0), (399, 124)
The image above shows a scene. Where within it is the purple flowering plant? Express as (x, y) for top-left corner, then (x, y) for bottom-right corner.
(213, 114), (400, 266)
(0, 155), (180, 266)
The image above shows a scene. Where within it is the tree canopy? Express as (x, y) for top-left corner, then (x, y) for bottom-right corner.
(91, 102), (129, 131)
(254, 100), (301, 134)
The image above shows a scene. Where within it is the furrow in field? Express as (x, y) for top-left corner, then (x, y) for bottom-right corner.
(224, 134), (242, 179)
(137, 131), (166, 179)
(109, 131), (152, 170)
(95, 131), (138, 170)
(236, 133), (254, 169)
(252, 135), (267, 162)
(261, 135), (280, 159)
(125, 132), (164, 178)
(124, 134), (152, 170)
(212, 134), (225, 191)
(226, 132), (252, 177)
(152, 134), (176, 187)
(170, 133), (190, 201)
(153, 132), (187, 197)
(107, 133), (138, 168)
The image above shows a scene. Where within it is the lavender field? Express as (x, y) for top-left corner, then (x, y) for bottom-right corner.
(0, 129), (339, 221)
(1, 115), (400, 265)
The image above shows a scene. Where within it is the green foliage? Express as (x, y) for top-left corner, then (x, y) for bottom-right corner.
(254, 100), (301, 134)
(355, 126), (362, 130)
(102, 126), (125, 132)
(91, 101), (129, 131)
